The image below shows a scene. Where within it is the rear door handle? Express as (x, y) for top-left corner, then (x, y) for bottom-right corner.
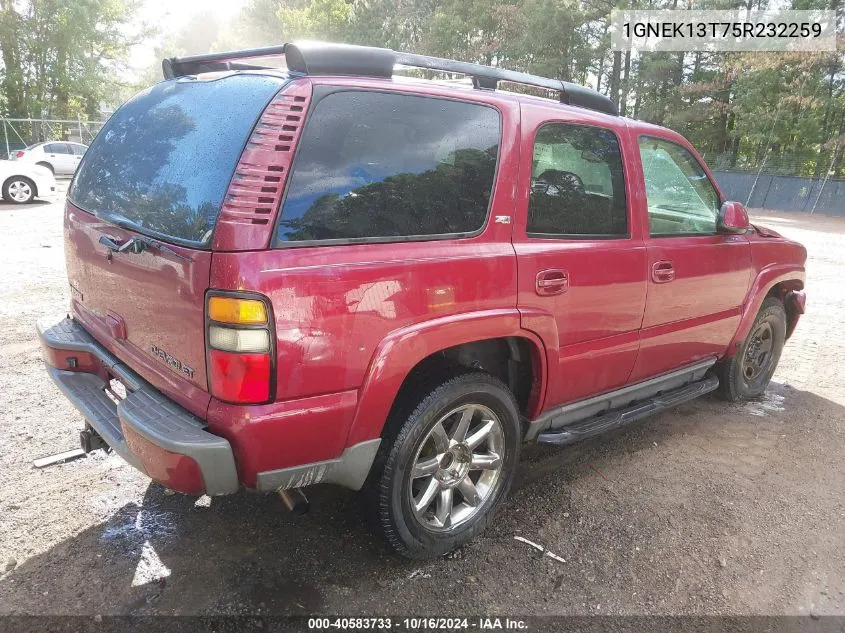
(536, 269), (569, 296)
(652, 260), (675, 283)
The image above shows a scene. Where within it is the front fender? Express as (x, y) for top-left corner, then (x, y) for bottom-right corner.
(727, 263), (805, 357)
(345, 309), (548, 446)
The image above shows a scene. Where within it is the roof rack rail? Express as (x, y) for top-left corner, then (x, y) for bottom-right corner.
(162, 41), (618, 117)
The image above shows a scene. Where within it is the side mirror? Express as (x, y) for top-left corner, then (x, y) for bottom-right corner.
(717, 201), (750, 234)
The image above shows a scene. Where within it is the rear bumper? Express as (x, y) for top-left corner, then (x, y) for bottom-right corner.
(37, 317), (239, 495)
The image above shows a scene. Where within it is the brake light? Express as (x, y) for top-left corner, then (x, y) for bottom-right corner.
(15, 151), (24, 158)
(209, 350), (271, 403)
(206, 294), (274, 404)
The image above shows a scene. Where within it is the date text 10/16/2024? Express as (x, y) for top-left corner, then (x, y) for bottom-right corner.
(307, 617), (529, 631)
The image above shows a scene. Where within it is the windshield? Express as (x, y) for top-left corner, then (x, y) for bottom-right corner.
(68, 74), (286, 247)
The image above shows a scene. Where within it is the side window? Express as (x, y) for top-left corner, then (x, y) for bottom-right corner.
(276, 91), (501, 244)
(527, 122), (627, 238)
(45, 143), (68, 154)
(638, 136), (721, 236)
(70, 144), (86, 155)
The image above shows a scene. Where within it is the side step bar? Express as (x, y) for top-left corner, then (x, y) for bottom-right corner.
(536, 375), (719, 446)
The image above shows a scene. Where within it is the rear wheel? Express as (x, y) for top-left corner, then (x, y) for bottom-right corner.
(3, 177), (36, 204)
(366, 370), (521, 559)
(718, 297), (786, 401)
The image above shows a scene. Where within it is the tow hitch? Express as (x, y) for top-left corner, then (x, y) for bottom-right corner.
(79, 426), (109, 454)
(32, 426), (109, 469)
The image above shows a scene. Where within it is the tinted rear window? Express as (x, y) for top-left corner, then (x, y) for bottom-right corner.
(69, 74), (285, 246)
(275, 91), (501, 245)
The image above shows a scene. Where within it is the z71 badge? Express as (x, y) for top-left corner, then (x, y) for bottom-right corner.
(149, 345), (195, 379)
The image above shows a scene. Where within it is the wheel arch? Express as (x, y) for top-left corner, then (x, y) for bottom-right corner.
(345, 310), (548, 447)
(766, 280), (805, 339)
(728, 264), (805, 357)
(35, 161), (54, 174)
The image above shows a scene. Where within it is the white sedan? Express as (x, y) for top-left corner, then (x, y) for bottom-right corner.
(0, 161), (57, 204)
(12, 141), (87, 175)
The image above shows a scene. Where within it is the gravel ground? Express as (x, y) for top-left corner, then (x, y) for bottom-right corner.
(0, 195), (843, 617)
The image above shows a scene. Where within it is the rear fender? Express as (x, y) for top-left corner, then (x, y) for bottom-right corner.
(345, 309), (548, 446)
(727, 264), (805, 357)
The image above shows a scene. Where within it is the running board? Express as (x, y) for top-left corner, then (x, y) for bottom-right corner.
(536, 375), (719, 446)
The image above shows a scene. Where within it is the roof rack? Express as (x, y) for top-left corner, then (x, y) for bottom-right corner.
(162, 41), (618, 117)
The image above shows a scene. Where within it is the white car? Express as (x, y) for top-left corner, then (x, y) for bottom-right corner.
(0, 161), (57, 204)
(12, 141), (87, 175)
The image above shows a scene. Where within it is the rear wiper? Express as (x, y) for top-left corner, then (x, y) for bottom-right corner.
(99, 234), (193, 262)
(97, 211), (195, 263)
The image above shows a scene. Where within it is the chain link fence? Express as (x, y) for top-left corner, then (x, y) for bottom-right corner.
(703, 145), (845, 216)
(712, 170), (845, 217)
(1, 118), (106, 159)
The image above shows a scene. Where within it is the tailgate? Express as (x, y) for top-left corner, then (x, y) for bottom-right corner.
(62, 73), (288, 417)
(65, 203), (213, 416)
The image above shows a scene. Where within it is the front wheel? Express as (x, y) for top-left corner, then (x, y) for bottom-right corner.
(718, 297), (787, 401)
(367, 371), (521, 559)
(3, 177), (36, 204)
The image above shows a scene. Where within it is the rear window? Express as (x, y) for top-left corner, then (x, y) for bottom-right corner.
(275, 91), (501, 245)
(68, 74), (286, 247)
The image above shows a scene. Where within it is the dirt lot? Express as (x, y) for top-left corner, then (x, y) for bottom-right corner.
(0, 194), (843, 617)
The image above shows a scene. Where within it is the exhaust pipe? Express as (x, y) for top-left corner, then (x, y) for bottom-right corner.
(277, 488), (309, 515)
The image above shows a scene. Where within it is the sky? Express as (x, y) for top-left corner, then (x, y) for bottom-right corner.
(128, 0), (249, 72)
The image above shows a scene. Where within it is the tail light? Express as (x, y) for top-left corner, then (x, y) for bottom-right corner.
(15, 150), (24, 159)
(206, 294), (274, 404)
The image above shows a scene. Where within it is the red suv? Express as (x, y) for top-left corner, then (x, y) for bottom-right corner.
(39, 42), (806, 558)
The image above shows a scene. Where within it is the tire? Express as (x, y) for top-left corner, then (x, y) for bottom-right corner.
(36, 161), (54, 174)
(365, 370), (521, 559)
(717, 297), (787, 401)
(2, 176), (36, 204)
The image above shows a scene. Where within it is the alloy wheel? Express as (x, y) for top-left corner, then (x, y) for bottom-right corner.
(409, 403), (504, 532)
(8, 180), (32, 203)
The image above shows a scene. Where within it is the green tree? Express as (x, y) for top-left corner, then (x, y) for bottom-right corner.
(0, 0), (142, 120)
(213, 0), (845, 178)
(277, 0), (352, 40)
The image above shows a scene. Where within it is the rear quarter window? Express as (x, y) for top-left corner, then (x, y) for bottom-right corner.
(275, 91), (501, 245)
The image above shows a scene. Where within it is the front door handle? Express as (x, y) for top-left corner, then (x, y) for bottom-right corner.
(536, 269), (569, 296)
(652, 260), (675, 283)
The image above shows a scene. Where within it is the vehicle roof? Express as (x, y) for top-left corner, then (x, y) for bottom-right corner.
(31, 140), (88, 147)
(169, 42), (619, 116)
(207, 68), (635, 131)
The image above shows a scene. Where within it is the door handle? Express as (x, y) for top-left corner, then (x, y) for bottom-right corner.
(536, 269), (569, 296)
(652, 260), (675, 283)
